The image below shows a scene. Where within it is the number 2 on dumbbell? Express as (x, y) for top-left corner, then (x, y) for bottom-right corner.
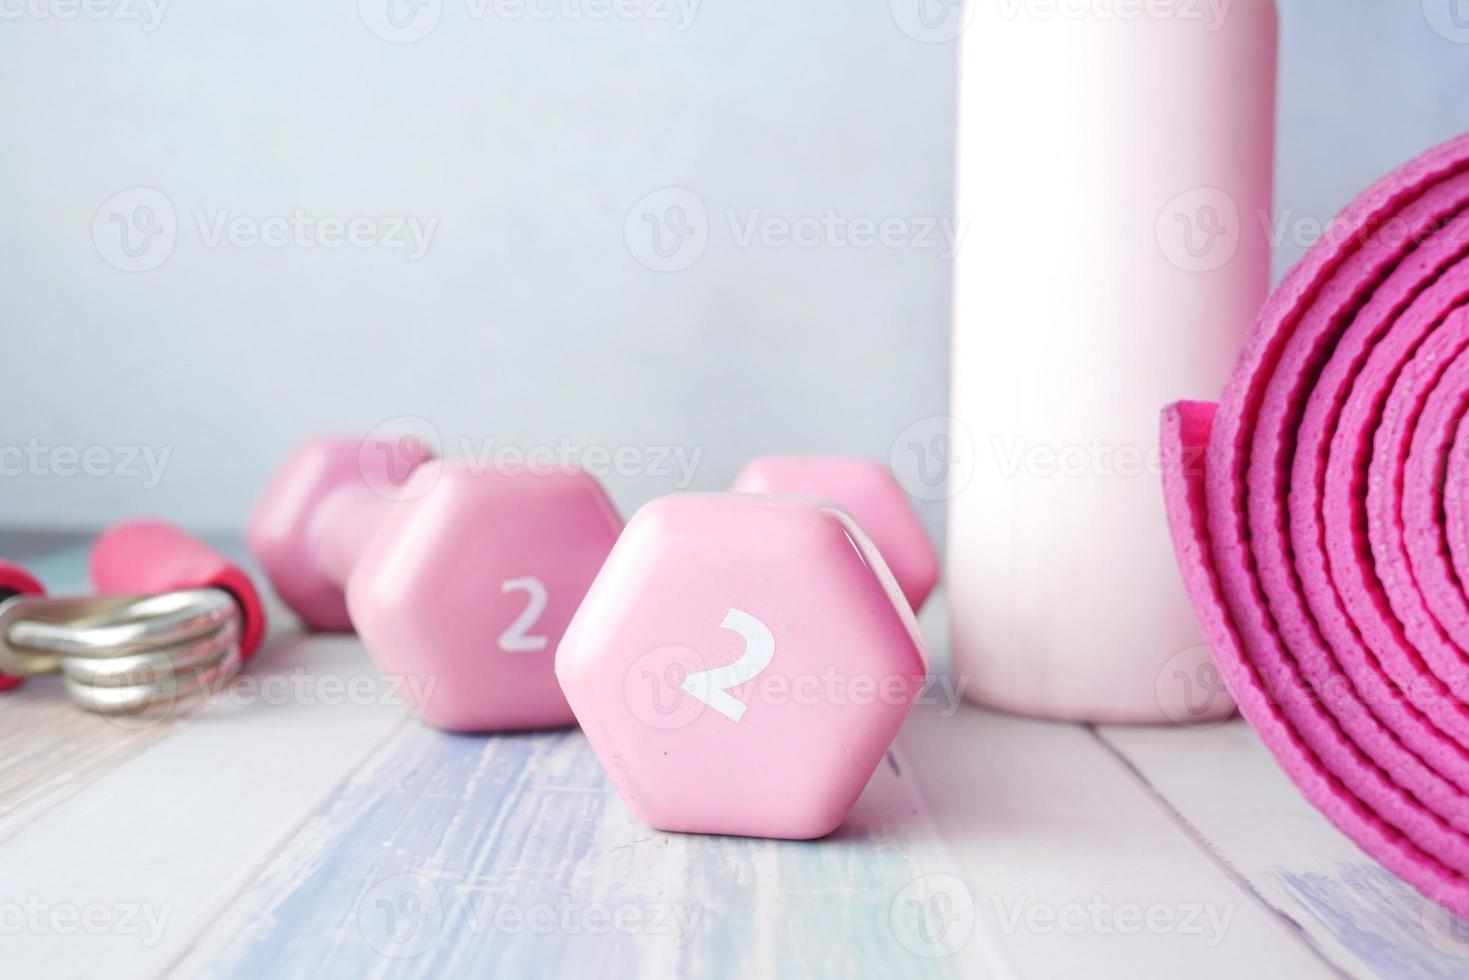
(680, 608), (775, 722)
(250, 439), (625, 731)
(499, 577), (549, 652)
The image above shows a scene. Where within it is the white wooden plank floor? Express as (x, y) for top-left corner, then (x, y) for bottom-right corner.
(1, 535), (1466, 979)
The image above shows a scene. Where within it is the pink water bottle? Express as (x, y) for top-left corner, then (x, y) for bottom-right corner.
(947, 0), (1277, 723)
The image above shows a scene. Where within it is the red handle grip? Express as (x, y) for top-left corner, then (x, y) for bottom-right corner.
(90, 519), (267, 659)
(0, 560), (45, 691)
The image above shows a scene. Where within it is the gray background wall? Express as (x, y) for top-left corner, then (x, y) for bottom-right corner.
(1, 0), (1467, 540)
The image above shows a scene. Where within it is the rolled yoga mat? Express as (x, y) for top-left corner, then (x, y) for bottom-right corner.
(1163, 130), (1469, 915)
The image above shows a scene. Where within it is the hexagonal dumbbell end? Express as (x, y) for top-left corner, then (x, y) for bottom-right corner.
(731, 456), (938, 611)
(556, 493), (928, 839)
(250, 437), (625, 732)
(0, 561), (44, 692)
(349, 463), (624, 731)
(90, 519), (268, 659)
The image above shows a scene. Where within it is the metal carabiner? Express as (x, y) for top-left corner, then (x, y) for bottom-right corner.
(0, 588), (244, 715)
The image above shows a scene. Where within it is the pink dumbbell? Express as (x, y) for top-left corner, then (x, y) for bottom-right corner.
(0, 521), (267, 711)
(248, 437), (624, 732)
(731, 456), (939, 610)
(556, 493), (928, 840)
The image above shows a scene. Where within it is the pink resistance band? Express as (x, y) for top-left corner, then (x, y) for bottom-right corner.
(1162, 130), (1469, 915)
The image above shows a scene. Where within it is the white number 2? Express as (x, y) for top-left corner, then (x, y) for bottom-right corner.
(499, 577), (549, 653)
(680, 608), (775, 722)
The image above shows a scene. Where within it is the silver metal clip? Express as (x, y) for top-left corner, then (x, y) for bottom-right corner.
(0, 588), (243, 715)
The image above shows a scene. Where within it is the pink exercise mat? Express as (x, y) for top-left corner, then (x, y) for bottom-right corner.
(1162, 130), (1469, 917)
